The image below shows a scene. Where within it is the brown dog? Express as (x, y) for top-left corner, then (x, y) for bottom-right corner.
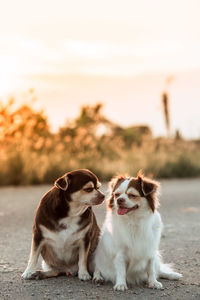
(22, 169), (105, 280)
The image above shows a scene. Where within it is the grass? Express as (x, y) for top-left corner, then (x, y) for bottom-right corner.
(1, 100), (200, 185)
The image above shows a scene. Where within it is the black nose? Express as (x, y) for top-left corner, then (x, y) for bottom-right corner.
(100, 193), (105, 200)
(98, 191), (105, 200)
(117, 198), (125, 205)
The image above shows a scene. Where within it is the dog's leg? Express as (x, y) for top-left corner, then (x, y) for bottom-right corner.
(31, 260), (59, 280)
(113, 252), (127, 291)
(28, 269), (59, 280)
(159, 263), (182, 280)
(22, 238), (43, 279)
(78, 240), (91, 281)
(147, 258), (163, 289)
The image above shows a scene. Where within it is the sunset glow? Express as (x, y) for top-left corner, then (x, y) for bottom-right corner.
(1, 0), (200, 137)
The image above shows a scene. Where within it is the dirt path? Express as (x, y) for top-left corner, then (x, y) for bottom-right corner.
(0, 179), (200, 300)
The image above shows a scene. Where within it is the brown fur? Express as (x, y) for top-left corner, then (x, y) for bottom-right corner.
(108, 176), (127, 210)
(22, 169), (104, 280)
(137, 173), (160, 212)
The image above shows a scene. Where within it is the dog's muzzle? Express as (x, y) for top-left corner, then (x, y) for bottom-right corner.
(117, 204), (139, 215)
(93, 191), (105, 205)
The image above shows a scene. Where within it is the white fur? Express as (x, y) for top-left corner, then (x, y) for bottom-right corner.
(94, 180), (182, 290)
(40, 216), (87, 265)
(22, 240), (45, 279)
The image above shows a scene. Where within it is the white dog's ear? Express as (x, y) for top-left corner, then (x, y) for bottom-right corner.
(54, 174), (69, 191)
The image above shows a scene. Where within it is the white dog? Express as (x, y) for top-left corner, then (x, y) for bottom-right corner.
(93, 172), (182, 291)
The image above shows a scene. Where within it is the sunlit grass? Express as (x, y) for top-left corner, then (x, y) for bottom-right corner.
(0, 99), (200, 185)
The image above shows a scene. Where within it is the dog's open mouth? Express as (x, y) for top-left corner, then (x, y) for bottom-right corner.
(117, 204), (139, 215)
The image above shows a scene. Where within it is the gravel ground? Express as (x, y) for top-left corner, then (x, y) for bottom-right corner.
(0, 178), (200, 300)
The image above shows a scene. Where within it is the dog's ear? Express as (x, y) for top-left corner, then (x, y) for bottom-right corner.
(54, 174), (69, 191)
(109, 177), (118, 191)
(137, 171), (159, 196)
(109, 175), (127, 192)
(137, 171), (160, 212)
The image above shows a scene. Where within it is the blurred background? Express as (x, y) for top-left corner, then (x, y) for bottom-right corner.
(0, 0), (200, 185)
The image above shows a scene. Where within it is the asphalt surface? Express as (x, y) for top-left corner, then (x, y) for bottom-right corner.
(0, 179), (200, 300)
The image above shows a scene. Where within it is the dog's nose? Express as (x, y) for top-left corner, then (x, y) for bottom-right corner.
(117, 198), (125, 205)
(98, 191), (105, 200)
(99, 192), (105, 200)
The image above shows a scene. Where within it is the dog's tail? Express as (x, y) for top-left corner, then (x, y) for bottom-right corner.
(159, 262), (182, 280)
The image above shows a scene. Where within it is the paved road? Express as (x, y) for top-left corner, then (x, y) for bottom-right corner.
(0, 179), (200, 300)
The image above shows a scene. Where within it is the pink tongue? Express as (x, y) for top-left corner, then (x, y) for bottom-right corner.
(118, 207), (129, 215)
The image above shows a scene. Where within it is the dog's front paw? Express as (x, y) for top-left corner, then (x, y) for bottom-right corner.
(114, 283), (128, 291)
(93, 274), (104, 284)
(78, 271), (91, 281)
(93, 269), (104, 284)
(22, 269), (35, 280)
(148, 280), (163, 289)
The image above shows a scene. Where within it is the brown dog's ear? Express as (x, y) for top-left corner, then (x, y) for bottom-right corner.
(141, 177), (158, 196)
(137, 171), (159, 196)
(54, 174), (69, 191)
(137, 172), (160, 212)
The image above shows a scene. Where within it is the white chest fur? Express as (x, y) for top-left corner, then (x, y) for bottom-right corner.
(40, 216), (85, 262)
(112, 211), (162, 263)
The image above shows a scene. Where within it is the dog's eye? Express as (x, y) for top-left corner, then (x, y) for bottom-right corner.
(84, 188), (94, 193)
(128, 193), (137, 198)
(114, 193), (120, 198)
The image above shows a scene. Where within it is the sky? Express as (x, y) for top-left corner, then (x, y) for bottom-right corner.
(0, 0), (200, 138)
